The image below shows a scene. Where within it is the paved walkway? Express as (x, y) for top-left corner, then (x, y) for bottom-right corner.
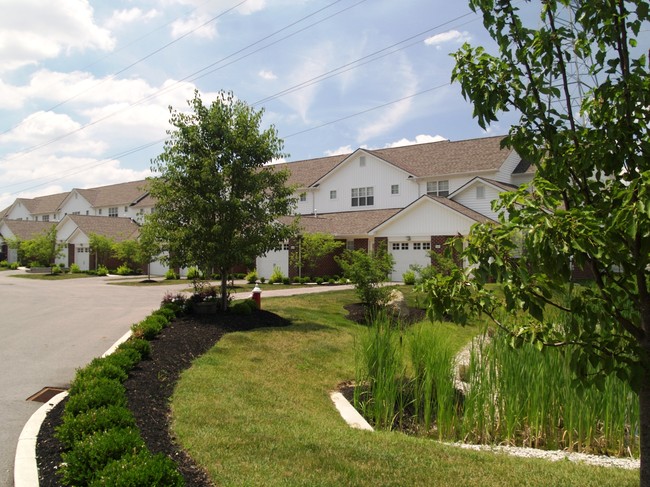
(1, 270), (352, 486)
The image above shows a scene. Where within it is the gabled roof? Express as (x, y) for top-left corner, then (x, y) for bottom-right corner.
(369, 195), (495, 235)
(367, 135), (513, 178)
(6, 192), (69, 216)
(270, 154), (348, 188)
(279, 208), (402, 236)
(75, 179), (150, 207)
(274, 135), (519, 190)
(61, 215), (140, 242)
(0, 220), (55, 240)
(449, 176), (519, 199)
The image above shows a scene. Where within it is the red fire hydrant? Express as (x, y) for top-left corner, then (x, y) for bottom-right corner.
(251, 284), (262, 309)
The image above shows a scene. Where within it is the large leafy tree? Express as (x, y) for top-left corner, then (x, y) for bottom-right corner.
(420, 0), (650, 481)
(289, 232), (345, 278)
(147, 91), (296, 310)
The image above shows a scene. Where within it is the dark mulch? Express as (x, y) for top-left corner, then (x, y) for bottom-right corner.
(36, 309), (290, 487)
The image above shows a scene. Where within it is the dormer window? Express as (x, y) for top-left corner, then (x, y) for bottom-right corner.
(391, 184), (399, 195)
(426, 180), (449, 197)
(330, 190), (337, 200)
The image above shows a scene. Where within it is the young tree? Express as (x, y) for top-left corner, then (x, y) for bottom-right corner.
(336, 243), (394, 312)
(289, 232), (345, 278)
(89, 233), (115, 269)
(148, 91), (297, 310)
(19, 226), (64, 267)
(421, 0), (649, 481)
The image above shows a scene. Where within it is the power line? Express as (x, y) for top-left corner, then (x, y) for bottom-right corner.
(2, 0), (354, 163)
(0, 0), (249, 137)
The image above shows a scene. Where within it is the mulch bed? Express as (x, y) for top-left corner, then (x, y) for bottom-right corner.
(36, 309), (290, 487)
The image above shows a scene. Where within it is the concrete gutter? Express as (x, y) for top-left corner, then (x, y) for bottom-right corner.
(330, 392), (373, 431)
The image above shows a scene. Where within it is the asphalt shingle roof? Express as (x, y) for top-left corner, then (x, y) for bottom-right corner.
(280, 208), (402, 236)
(66, 215), (140, 242)
(0, 220), (56, 240)
(76, 180), (150, 207)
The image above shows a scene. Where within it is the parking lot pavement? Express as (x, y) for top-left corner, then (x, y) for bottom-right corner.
(0, 271), (188, 487)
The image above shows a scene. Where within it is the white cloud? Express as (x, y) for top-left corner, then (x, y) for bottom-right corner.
(385, 134), (447, 148)
(0, 0), (114, 73)
(424, 30), (471, 49)
(105, 8), (160, 30)
(258, 70), (278, 80)
(324, 145), (354, 156)
(170, 13), (217, 40)
(237, 0), (267, 15)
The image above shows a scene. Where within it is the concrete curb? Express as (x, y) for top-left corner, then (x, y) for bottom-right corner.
(14, 391), (68, 487)
(329, 392), (373, 431)
(14, 330), (133, 487)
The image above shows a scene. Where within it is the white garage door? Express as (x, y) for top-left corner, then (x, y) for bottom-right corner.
(389, 241), (431, 282)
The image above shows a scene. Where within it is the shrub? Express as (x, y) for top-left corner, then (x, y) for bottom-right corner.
(328, 278), (336, 285)
(51, 264), (62, 275)
(186, 267), (202, 280)
(269, 265), (285, 284)
(96, 265), (109, 276)
(315, 277), (324, 285)
(9, 262), (19, 270)
(301, 276), (310, 284)
(116, 264), (132, 276)
(131, 315), (167, 340)
(118, 338), (151, 361)
(402, 270), (416, 285)
(56, 405), (136, 449)
(231, 300), (253, 315)
(65, 378), (127, 416)
(0, 260), (8, 268)
(336, 245), (395, 311)
(259, 276), (266, 284)
(58, 428), (145, 485)
(152, 306), (175, 321)
(165, 268), (179, 280)
(245, 269), (259, 284)
(73, 359), (129, 385)
(292, 276), (301, 284)
(69, 263), (81, 273)
(91, 450), (184, 487)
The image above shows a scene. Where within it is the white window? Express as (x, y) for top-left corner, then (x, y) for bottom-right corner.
(124, 206), (129, 212)
(108, 207), (118, 217)
(422, 242), (431, 250)
(476, 185), (485, 199)
(34, 216), (38, 221)
(392, 242), (400, 250)
(299, 193), (307, 202)
(413, 242), (421, 250)
(42, 215), (49, 222)
(72, 211), (80, 215)
(98, 209), (102, 215)
(426, 180), (450, 197)
(283, 243), (290, 251)
(85, 210), (89, 215)
(401, 242), (409, 250)
(330, 190), (337, 200)
(347, 240), (355, 250)
(360, 156), (366, 167)
(391, 184), (399, 195)
(351, 186), (374, 207)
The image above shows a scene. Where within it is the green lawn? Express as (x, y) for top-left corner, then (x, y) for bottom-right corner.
(10, 272), (93, 280)
(171, 290), (638, 487)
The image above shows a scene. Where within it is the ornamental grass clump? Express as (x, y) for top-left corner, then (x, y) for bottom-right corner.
(461, 328), (639, 456)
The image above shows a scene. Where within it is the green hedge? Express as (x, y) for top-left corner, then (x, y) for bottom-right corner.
(54, 303), (185, 486)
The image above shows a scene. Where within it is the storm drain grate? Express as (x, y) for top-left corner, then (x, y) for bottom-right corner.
(26, 387), (67, 403)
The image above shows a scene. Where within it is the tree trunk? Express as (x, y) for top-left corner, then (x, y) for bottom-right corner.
(641, 354), (650, 487)
(220, 269), (228, 312)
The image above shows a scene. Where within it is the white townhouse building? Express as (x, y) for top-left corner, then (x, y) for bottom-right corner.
(1, 135), (533, 279)
(257, 135), (533, 281)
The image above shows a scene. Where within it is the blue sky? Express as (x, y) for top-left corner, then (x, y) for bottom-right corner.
(0, 0), (531, 210)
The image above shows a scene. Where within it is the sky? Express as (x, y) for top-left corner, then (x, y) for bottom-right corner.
(0, 0), (531, 211)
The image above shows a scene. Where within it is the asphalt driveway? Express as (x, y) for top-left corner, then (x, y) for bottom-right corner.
(0, 270), (190, 487)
